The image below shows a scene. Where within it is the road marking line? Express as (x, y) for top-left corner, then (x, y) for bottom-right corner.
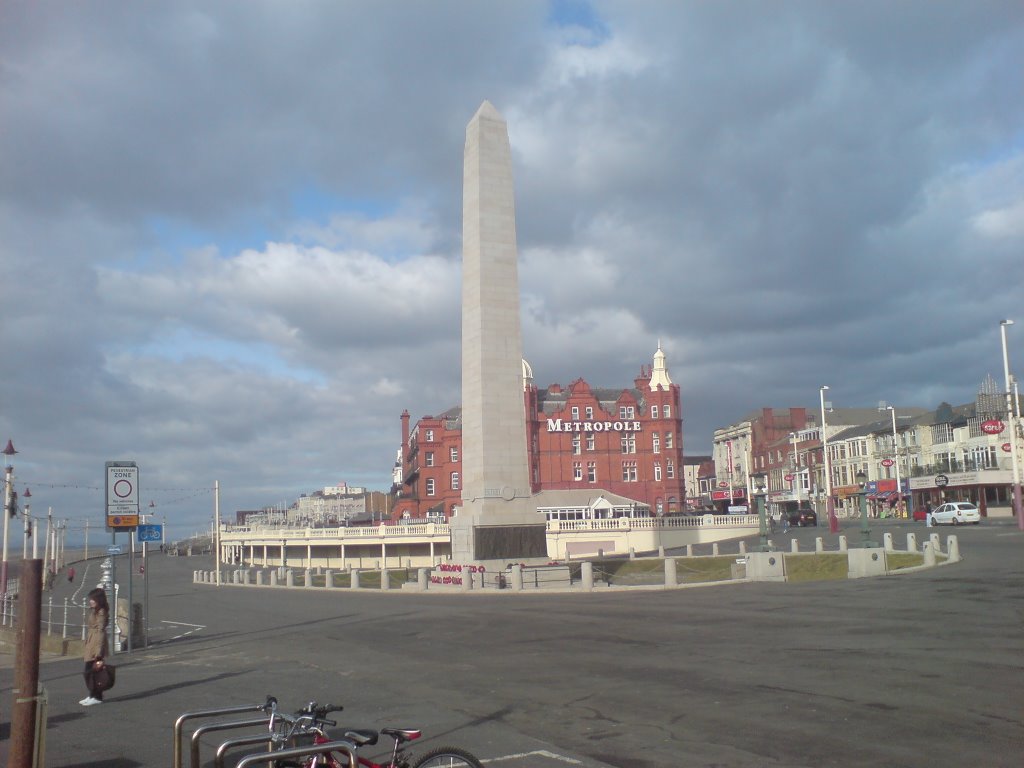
(157, 620), (206, 642)
(482, 751), (584, 764)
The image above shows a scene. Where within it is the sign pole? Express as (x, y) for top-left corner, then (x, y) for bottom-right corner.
(143, 538), (149, 648)
(109, 532), (117, 657)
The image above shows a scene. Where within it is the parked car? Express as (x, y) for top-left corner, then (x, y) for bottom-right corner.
(787, 507), (818, 527)
(929, 502), (981, 525)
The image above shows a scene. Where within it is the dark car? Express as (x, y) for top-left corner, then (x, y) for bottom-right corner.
(788, 507), (818, 527)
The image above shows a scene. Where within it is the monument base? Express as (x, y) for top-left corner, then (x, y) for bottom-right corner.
(450, 501), (547, 562)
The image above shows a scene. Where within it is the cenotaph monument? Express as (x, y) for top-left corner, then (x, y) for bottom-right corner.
(450, 101), (548, 562)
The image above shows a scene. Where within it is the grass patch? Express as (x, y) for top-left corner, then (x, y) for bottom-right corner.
(301, 569), (410, 588)
(594, 559), (664, 585)
(887, 552), (925, 570)
(783, 554), (848, 582)
(674, 556), (736, 583)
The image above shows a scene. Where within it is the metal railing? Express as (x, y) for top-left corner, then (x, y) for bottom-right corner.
(0, 594), (87, 641)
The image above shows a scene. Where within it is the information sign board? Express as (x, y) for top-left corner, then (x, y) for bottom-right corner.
(106, 461), (140, 530)
(137, 524), (162, 543)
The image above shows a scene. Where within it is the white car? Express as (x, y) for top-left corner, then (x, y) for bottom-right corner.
(930, 502), (981, 525)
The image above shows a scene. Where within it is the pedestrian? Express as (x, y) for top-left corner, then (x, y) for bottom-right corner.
(67, 566), (75, 583)
(81, 587), (110, 706)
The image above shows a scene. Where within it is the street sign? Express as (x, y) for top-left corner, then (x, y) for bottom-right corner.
(106, 461), (140, 530)
(881, 458), (894, 467)
(107, 545), (122, 555)
(137, 524), (162, 543)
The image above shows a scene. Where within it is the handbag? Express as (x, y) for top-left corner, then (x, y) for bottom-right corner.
(92, 661), (116, 692)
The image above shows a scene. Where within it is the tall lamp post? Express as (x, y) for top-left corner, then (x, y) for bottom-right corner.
(1, 439), (17, 598)
(1000, 320), (1023, 530)
(820, 387), (837, 533)
(885, 406), (905, 518)
(856, 469), (873, 547)
(21, 488), (31, 560)
(789, 432), (802, 509)
(751, 472), (769, 551)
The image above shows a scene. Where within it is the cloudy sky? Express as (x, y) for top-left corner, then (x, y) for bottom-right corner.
(2, 1), (1022, 541)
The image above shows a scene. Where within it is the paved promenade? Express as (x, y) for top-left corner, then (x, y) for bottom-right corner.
(1, 518), (1022, 767)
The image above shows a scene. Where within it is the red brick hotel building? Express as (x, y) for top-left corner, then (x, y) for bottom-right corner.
(393, 346), (685, 520)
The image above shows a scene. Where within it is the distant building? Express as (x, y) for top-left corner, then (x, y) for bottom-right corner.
(393, 345), (686, 520)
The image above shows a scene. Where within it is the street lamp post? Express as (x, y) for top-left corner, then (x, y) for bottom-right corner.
(752, 472), (770, 551)
(22, 488), (31, 560)
(1, 439), (17, 598)
(789, 431), (802, 509)
(856, 469), (873, 547)
(1000, 320), (1023, 530)
(820, 387), (837, 533)
(885, 406), (905, 518)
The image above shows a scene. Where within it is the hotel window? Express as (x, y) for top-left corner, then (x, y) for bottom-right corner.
(667, 460), (675, 479)
(425, 429), (434, 441)
(586, 406), (594, 419)
(621, 434), (636, 454)
(652, 432), (661, 454)
(573, 462), (583, 481)
(572, 434), (582, 455)
(666, 432), (674, 449)
(450, 447), (458, 462)
(663, 405), (671, 418)
(587, 462), (597, 482)
(651, 405), (660, 419)
(426, 478), (436, 496)
(571, 406), (580, 419)
(621, 462), (638, 482)
(654, 462), (662, 481)
(425, 451), (434, 467)
(450, 472), (460, 490)
(586, 434), (595, 451)
(619, 405), (635, 419)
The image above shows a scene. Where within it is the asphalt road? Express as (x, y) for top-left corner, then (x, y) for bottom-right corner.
(1, 518), (1022, 768)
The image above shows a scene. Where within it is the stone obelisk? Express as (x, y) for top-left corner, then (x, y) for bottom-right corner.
(453, 101), (546, 562)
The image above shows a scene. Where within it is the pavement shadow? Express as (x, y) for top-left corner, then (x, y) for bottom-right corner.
(107, 669), (253, 703)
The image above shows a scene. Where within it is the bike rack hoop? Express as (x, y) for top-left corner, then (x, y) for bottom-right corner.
(190, 717), (272, 768)
(214, 734), (276, 768)
(173, 700), (275, 768)
(234, 740), (359, 768)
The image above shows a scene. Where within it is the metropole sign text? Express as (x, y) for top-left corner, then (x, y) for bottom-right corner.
(106, 460), (140, 529)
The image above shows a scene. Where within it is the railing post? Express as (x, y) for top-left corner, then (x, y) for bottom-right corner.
(46, 596), (53, 635)
(664, 557), (677, 587)
(63, 597), (69, 639)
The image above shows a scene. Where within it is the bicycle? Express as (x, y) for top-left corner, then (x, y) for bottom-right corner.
(267, 699), (483, 768)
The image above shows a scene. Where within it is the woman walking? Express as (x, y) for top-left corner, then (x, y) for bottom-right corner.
(81, 587), (110, 706)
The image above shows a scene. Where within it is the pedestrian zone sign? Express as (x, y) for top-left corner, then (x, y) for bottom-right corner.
(106, 461), (140, 530)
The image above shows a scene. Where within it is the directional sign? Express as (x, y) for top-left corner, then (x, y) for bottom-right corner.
(137, 524), (162, 543)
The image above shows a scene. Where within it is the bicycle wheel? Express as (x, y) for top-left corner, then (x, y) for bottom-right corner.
(408, 746), (484, 768)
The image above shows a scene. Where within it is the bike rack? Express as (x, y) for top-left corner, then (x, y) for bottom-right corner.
(233, 740), (359, 768)
(190, 717), (272, 768)
(214, 734), (276, 768)
(173, 701), (273, 768)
